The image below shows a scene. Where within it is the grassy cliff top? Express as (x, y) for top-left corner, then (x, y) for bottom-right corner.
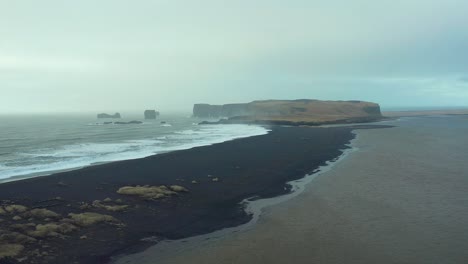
(243, 99), (381, 123)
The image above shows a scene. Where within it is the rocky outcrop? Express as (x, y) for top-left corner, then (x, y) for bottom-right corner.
(194, 99), (383, 125)
(144, 110), (159, 119)
(113, 121), (143, 125)
(95, 121), (143, 125)
(97, 113), (121, 119)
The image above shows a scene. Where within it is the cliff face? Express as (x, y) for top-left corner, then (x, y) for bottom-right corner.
(194, 99), (382, 124)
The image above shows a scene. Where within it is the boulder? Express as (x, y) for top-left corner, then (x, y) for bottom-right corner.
(68, 212), (118, 227)
(0, 243), (24, 259)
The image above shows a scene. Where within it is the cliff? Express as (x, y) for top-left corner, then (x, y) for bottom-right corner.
(194, 99), (383, 125)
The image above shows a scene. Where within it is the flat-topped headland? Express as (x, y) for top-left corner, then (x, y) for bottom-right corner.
(194, 99), (384, 126)
(0, 124), (390, 264)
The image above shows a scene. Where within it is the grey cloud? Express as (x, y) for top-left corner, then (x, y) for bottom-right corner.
(1, 0), (468, 113)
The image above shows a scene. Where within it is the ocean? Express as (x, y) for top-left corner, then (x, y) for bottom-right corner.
(0, 113), (268, 182)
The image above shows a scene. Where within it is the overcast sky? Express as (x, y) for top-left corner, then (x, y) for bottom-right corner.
(1, 0), (468, 113)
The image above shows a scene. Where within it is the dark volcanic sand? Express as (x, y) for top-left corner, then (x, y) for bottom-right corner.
(0, 125), (388, 264)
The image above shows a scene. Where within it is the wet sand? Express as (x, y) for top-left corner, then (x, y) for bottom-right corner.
(138, 117), (468, 264)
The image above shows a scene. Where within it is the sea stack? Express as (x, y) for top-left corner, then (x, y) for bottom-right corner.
(144, 110), (159, 119)
(97, 113), (121, 119)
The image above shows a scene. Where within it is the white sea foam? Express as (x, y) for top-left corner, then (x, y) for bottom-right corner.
(0, 124), (269, 181)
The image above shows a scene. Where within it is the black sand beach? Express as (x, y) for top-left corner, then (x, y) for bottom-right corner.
(0, 125), (388, 264)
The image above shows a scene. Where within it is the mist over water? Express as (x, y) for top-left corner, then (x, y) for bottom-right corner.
(0, 114), (269, 181)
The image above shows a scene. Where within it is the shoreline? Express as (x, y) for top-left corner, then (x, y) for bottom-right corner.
(0, 124), (269, 184)
(0, 125), (390, 264)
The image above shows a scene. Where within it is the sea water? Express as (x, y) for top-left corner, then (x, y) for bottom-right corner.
(0, 113), (268, 182)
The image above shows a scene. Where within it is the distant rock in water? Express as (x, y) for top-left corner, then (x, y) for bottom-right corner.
(114, 120), (143, 125)
(194, 99), (383, 126)
(97, 113), (121, 119)
(144, 110), (159, 119)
